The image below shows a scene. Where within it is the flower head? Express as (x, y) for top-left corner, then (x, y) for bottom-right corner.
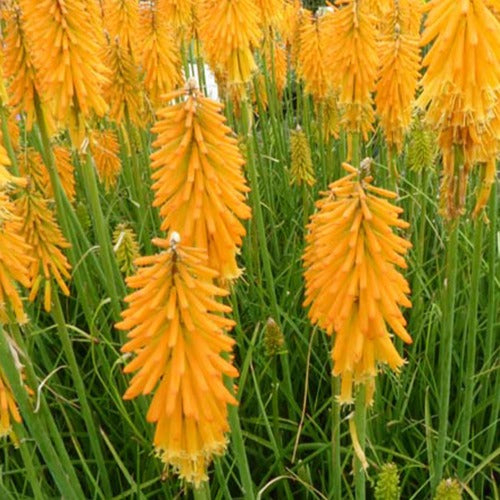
(113, 223), (140, 277)
(116, 236), (239, 485)
(303, 161), (412, 405)
(89, 129), (122, 192)
(0, 367), (22, 440)
(150, 83), (251, 280)
(290, 126), (315, 187)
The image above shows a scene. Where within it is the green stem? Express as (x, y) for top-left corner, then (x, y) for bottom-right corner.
(458, 218), (483, 477)
(192, 482), (211, 500)
(0, 326), (85, 499)
(51, 290), (112, 497)
(354, 386), (367, 500)
(432, 220), (460, 491)
(0, 105), (19, 172)
(331, 377), (342, 499)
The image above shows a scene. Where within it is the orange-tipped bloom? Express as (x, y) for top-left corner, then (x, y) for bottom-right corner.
(290, 127), (315, 187)
(0, 132), (25, 190)
(20, 0), (109, 145)
(42, 146), (76, 203)
(116, 235), (239, 486)
(89, 129), (122, 192)
(103, 36), (143, 126)
(375, 0), (422, 152)
(263, 38), (287, 100)
(327, 1), (379, 139)
(139, 3), (183, 109)
(280, 0), (303, 67)
(256, 0), (285, 29)
(0, 367), (22, 440)
(16, 189), (71, 312)
(199, 0), (261, 85)
(102, 0), (139, 61)
(157, 0), (194, 37)
(0, 191), (33, 324)
(303, 161), (413, 405)
(150, 83), (251, 280)
(297, 10), (330, 101)
(417, 0), (500, 218)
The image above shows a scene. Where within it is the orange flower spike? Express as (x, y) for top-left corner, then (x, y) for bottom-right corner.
(303, 161), (412, 405)
(297, 10), (330, 102)
(16, 189), (71, 312)
(116, 234), (239, 486)
(157, 0), (194, 38)
(42, 146), (76, 203)
(102, 0), (139, 61)
(263, 38), (287, 100)
(89, 129), (122, 192)
(139, 3), (183, 109)
(256, 0), (285, 29)
(199, 0), (261, 85)
(328, 0), (379, 139)
(375, 0), (422, 152)
(0, 192), (33, 324)
(0, 132), (26, 190)
(150, 82), (251, 281)
(103, 36), (143, 126)
(19, 0), (109, 146)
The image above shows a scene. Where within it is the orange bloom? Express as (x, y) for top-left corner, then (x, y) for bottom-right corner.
(157, 0), (194, 38)
(103, 36), (143, 126)
(20, 0), (109, 145)
(102, 0), (139, 61)
(199, 0), (261, 85)
(417, 0), (500, 218)
(303, 162), (412, 405)
(256, 0), (285, 29)
(150, 82), (251, 280)
(89, 129), (122, 192)
(0, 191), (33, 324)
(116, 235), (238, 485)
(0, 367), (22, 440)
(327, 1), (379, 139)
(375, 0), (422, 152)
(139, 3), (183, 109)
(262, 38), (287, 100)
(0, 132), (25, 190)
(16, 188), (71, 312)
(42, 146), (76, 203)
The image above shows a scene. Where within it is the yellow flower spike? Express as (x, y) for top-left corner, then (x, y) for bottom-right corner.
(102, 0), (139, 61)
(20, 0), (109, 146)
(256, 0), (285, 30)
(116, 234), (239, 486)
(16, 189), (71, 313)
(281, 0), (304, 68)
(297, 10), (330, 102)
(41, 146), (76, 203)
(0, 367), (22, 440)
(262, 38), (287, 100)
(0, 191), (33, 324)
(113, 223), (140, 277)
(89, 129), (122, 192)
(290, 127), (315, 187)
(157, 0), (194, 39)
(327, 0), (379, 140)
(139, 3), (184, 110)
(199, 0), (261, 86)
(318, 94), (341, 141)
(150, 82), (251, 281)
(102, 36), (144, 126)
(2, 5), (54, 132)
(303, 161), (412, 406)
(375, 0), (422, 153)
(0, 132), (26, 190)
(417, 0), (500, 219)
(17, 147), (47, 195)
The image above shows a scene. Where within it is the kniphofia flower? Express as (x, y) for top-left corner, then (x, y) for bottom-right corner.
(102, 0), (139, 61)
(303, 162), (413, 405)
(0, 367), (22, 440)
(20, 0), (109, 146)
(16, 188), (71, 312)
(0, 133), (25, 190)
(417, 0), (500, 218)
(262, 38), (287, 100)
(139, 2), (183, 109)
(150, 82), (251, 280)
(256, 0), (285, 30)
(158, 0), (194, 38)
(43, 146), (76, 203)
(113, 223), (140, 277)
(290, 126), (315, 187)
(199, 0), (261, 85)
(0, 191), (33, 324)
(327, 0), (379, 140)
(116, 234), (238, 486)
(89, 129), (122, 192)
(375, 0), (422, 153)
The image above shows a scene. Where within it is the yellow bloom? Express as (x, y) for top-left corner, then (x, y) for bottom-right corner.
(16, 188), (71, 313)
(280, 0), (303, 68)
(157, 0), (194, 38)
(113, 223), (140, 277)
(417, 0), (500, 218)
(0, 132), (25, 190)
(199, 0), (261, 86)
(139, 3), (183, 109)
(17, 147), (47, 195)
(150, 82), (251, 280)
(102, 0), (139, 61)
(297, 10), (330, 101)
(256, 0), (285, 30)
(262, 38), (287, 100)
(42, 146), (76, 203)
(116, 235), (239, 486)
(103, 36), (143, 126)
(0, 367), (22, 440)
(290, 127), (315, 187)
(375, 0), (422, 152)
(303, 162), (412, 405)
(0, 191), (33, 324)
(89, 129), (122, 192)
(20, 0), (109, 146)
(327, 1), (379, 139)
